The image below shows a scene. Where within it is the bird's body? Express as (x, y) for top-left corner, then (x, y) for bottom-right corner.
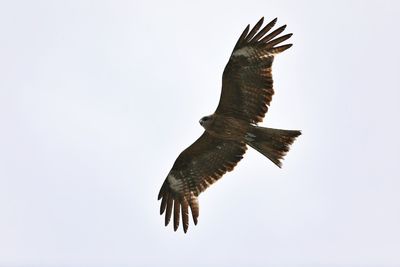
(158, 17), (301, 233)
(200, 114), (249, 141)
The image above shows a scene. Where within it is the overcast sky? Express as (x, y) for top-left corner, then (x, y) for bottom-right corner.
(1, 0), (400, 266)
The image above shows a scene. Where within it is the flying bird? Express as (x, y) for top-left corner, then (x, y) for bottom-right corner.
(158, 17), (301, 233)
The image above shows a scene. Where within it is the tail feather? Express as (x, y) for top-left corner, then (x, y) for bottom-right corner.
(245, 126), (301, 167)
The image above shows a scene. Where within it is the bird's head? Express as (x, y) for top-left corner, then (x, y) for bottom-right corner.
(199, 115), (213, 129)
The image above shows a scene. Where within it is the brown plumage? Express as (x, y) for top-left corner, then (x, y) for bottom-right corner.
(158, 17), (301, 233)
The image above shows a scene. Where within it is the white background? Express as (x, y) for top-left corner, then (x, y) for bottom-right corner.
(1, 0), (400, 266)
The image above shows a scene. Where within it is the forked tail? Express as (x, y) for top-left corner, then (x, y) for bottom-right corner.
(245, 126), (301, 168)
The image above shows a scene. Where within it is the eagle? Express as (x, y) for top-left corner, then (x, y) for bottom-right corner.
(158, 17), (301, 233)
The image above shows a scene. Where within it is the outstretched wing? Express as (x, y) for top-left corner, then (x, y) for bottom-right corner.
(216, 17), (292, 124)
(158, 132), (247, 233)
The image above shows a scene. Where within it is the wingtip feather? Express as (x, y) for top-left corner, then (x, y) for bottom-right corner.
(165, 197), (173, 226)
(260, 24), (287, 44)
(270, 43), (293, 54)
(189, 196), (199, 226)
(265, 33), (293, 49)
(181, 199), (189, 233)
(233, 24), (250, 50)
(249, 17), (279, 44)
(160, 194), (168, 215)
(173, 199), (180, 231)
(245, 17), (265, 42)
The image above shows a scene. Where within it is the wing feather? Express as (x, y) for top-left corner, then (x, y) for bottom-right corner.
(189, 195), (199, 225)
(233, 24), (250, 50)
(158, 132), (247, 232)
(160, 193), (168, 214)
(244, 17), (264, 42)
(173, 199), (180, 231)
(270, 44), (292, 54)
(250, 18), (277, 43)
(265, 33), (293, 48)
(260, 25), (287, 43)
(165, 196), (173, 226)
(216, 18), (292, 124)
(181, 198), (189, 233)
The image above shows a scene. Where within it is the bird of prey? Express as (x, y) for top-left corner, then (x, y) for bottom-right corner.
(158, 17), (301, 233)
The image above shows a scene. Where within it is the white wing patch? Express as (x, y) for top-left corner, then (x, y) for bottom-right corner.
(232, 46), (274, 59)
(232, 46), (256, 57)
(168, 174), (184, 192)
(245, 132), (256, 142)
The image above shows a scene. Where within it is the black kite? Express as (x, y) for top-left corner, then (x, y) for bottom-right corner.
(158, 17), (301, 233)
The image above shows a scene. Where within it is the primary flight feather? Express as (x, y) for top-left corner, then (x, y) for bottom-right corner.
(158, 17), (301, 233)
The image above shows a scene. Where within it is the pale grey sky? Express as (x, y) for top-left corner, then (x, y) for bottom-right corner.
(1, 0), (400, 266)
